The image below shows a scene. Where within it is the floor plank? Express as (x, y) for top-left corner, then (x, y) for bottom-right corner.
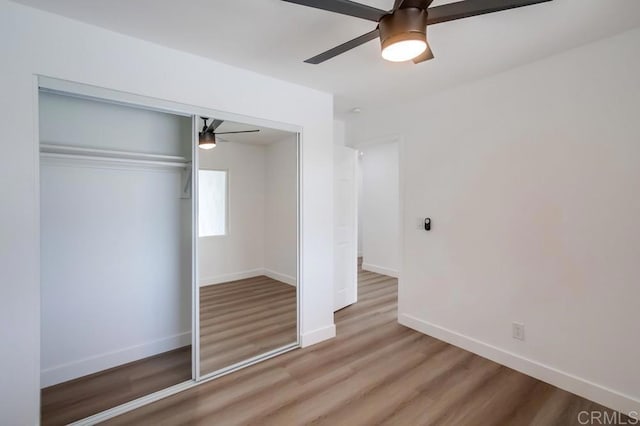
(199, 276), (297, 375)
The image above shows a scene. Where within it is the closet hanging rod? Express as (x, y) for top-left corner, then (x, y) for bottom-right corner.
(40, 152), (191, 169)
(40, 143), (190, 163)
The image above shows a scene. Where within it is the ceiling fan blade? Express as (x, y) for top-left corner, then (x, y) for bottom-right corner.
(208, 119), (224, 131)
(282, 0), (387, 22)
(395, 0), (433, 11)
(305, 28), (380, 64)
(413, 42), (434, 63)
(214, 130), (260, 135)
(426, 0), (552, 25)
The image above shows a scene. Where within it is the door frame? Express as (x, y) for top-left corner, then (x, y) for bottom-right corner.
(354, 134), (405, 286)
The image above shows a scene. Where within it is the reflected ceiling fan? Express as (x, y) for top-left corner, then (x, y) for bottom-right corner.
(283, 0), (552, 64)
(199, 118), (260, 150)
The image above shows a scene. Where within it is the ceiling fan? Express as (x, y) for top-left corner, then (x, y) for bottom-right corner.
(199, 118), (260, 150)
(283, 0), (552, 64)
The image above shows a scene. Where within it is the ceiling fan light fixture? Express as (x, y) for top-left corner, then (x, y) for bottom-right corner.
(198, 131), (217, 149)
(379, 7), (428, 62)
(381, 37), (426, 62)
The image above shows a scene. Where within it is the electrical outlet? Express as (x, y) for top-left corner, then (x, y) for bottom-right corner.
(512, 322), (525, 341)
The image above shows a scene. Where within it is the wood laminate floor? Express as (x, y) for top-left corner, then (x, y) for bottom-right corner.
(200, 276), (297, 375)
(40, 346), (191, 426)
(107, 264), (622, 425)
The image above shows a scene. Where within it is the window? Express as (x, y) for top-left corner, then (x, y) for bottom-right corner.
(198, 170), (227, 237)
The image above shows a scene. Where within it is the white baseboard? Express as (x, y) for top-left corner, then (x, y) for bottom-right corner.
(263, 268), (296, 286)
(199, 269), (264, 287)
(200, 268), (297, 287)
(398, 313), (640, 416)
(361, 262), (399, 278)
(41, 331), (191, 388)
(301, 324), (336, 348)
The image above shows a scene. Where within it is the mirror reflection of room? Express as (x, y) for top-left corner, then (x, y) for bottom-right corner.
(38, 91), (193, 425)
(197, 117), (298, 376)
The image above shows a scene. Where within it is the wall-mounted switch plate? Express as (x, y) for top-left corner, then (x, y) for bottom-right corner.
(512, 322), (525, 341)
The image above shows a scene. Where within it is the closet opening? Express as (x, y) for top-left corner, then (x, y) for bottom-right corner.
(39, 89), (194, 425)
(37, 78), (302, 424)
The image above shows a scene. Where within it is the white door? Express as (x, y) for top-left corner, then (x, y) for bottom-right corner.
(334, 146), (358, 311)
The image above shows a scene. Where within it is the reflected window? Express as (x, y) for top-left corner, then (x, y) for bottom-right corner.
(199, 170), (227, 237)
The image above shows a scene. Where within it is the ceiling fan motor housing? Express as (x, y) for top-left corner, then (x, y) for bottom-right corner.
(379, 7), (428, 52)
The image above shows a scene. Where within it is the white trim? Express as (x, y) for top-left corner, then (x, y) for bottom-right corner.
(199, 268), (297, 287)
(38, 77), (302, 134)
(361, 262), (399, 278)
(301, 324), (336, 348)
(191, 114), (200, 380)
(398, 313), (640, 416)
(41, 332), (191, 388)
(396, 136), (406, 300)
(198, 269), (264, 287)
(263, 268), (297, 286)
(32, 75), (42, 415)
(296, 131), (303, 348)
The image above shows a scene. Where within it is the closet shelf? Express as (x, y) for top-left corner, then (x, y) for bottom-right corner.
(40, 143), (191, 168)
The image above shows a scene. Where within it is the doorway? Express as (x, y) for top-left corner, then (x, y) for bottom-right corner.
(357, 140), (401, 279)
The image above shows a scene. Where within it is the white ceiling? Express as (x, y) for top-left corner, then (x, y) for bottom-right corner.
(14, 0), (640, 117)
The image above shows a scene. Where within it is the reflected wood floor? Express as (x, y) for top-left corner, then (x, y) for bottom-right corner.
(40, 346), (191, 426)
(107, 264), (621, 425)
(199, 276), (297, 375)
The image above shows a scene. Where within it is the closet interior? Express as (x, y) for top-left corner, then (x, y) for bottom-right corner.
(39, 90), (194, 424)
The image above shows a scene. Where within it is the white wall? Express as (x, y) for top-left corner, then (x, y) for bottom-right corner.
(198, 142), (266, 285)
(333, 119), (346, 147)
(264, 137), (298, 285)
(1, 2), (334, 424)
(39, 92), (192, 387)
(198, 137), (297, 286)
(347, 28), (640, 414)
(359, 142), (400, 277)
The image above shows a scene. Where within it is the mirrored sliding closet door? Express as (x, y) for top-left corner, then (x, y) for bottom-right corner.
(39, 88), (194, 425)
(196, 117), (299, 377)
